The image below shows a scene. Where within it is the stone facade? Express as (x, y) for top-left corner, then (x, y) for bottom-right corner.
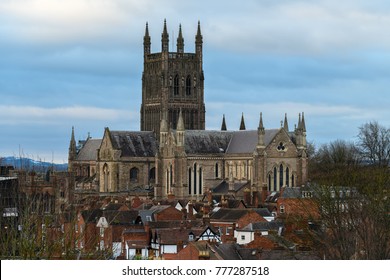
(68, 21), (308, 202)
(140, 20), (205, 134)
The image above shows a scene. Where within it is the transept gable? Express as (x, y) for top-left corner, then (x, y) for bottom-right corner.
(99, 128), (118, 161)
(265, 128), (297, 158)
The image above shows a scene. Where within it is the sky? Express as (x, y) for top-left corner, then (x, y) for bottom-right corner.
(1, 0), (390, 163)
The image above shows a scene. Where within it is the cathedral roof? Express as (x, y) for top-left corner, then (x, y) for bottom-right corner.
(76, 138), (102, 161)
(109, 131), (158, 157)
(226, 129), (280, 154)
(183, 129), (287, 155)
(184, 130), (233, 154)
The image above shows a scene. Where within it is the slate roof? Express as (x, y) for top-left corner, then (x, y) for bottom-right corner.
(101, 203), (129, 211)
(103, 210), (140, 225)
(76, 139), (102, 161)
(212, 180), (250, 193)
(211, 243), (260, 260)
(80, 209), (103, 223)
(92, 127), (288, 159)
(138, 205), (171, 223)
(281, 187), (303, 198)
(210, 208), (257, 221)
(183, 129), (282, 155)
(241, 221), (284, 232)
(184, 130), (233, 154)
(226, 129), (279, 154)
(109, 131), (158, 157)
(253, 208), (273, 217)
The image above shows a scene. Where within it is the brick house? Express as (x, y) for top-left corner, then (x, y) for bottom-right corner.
(210, 208), (267, 243)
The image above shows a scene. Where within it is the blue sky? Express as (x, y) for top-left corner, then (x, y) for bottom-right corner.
(1, 0), (390, 163)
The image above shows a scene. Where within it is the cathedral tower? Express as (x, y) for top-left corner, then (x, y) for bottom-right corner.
(140, 20), (206, 135)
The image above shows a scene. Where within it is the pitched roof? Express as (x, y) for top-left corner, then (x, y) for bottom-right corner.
(109, 131), (157, 157)
(211, 243), (260, 260)
(76, 139), (102, 161)
(184, 130), (233, 154)
(241, 221), (284, 232)
(80, 209), (102, 223)
(103, 210), (140, 225)
(226, 129), (279, 154)
(212, 180), (250, 193)
(210, 208), (257, 221)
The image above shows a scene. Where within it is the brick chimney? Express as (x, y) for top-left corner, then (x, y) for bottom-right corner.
(261, 184), (268, 205)
(244, 187), (251, 206)
(206, 189), (213, 205)
(168, 191), (175, 202)
(187, 201), (194, 220)
(252, 187), (259, 207)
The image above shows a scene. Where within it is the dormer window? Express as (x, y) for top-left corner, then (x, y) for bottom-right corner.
(189, 234), (194, 241)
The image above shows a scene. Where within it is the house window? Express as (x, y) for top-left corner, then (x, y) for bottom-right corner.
(100, 227), (104, 237)
(130, 167), (139, 182)
(241, 235), (245, 241)
(226, 227), (232, 235)
(189, 234), (194, 241)
(280, 204), (285, 214)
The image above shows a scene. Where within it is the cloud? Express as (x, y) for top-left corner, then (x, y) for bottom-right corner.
(0, 105), (131, 125)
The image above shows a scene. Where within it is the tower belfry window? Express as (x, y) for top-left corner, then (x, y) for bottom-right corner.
(174, 75), (179, 96)
(186, 75), (191, 95)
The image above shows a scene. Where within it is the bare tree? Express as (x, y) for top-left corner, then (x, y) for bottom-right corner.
(358, 121), (390, 166)
(309, 139), (360, 186)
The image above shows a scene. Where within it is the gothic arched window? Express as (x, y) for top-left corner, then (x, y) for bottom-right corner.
(199, 167), (203, 195)
(174, 75), (179, 96)
(186, 75), (191, 96)
(130, 167), (139, 182)
(286, 167), (290, 187)
(215, 163), (219, 178)
(103, 164), (109, 192)
(273, 167), (277, 191)
(149, 167), (156, 183)
(279, 164), (284, 188)
(193, 163), (197, 195)
(188, 168), (192, 195)
(268, 174), (272, 191)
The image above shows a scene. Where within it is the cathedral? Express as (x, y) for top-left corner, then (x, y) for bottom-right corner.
(68, 21), (308, 201)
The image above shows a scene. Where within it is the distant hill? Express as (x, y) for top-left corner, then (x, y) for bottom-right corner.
(0, 156), (68, 172)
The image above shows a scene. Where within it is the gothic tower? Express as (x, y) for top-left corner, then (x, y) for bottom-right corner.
(140, 20), (206, 135)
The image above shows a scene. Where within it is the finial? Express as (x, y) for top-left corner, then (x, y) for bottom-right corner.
(177, 23), (184, 53)
(259, 112), (264, 130)
(239, 113), (246, 130)
(284, 113), (289, 131)
(177, 108), (185, 131)
(221, 114), (227, 131)
(301, 112), (306, 132)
